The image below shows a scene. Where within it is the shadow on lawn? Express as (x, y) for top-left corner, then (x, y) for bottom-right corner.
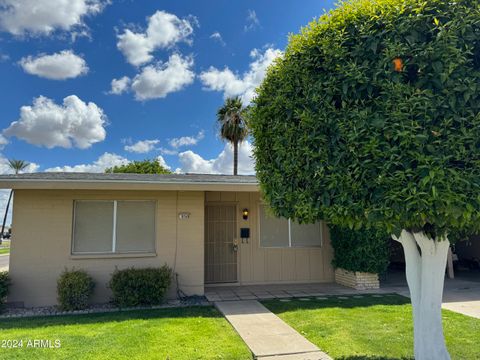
(337, 357), (413, 360)
(262, 294), (411, 314)
(0, 305), (222, 330)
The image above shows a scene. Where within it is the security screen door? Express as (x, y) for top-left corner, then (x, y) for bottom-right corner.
(205, 205), (237, 283)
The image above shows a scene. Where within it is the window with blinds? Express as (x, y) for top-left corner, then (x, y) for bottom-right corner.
(72, 200), (156, 254)
(258, 205), (289, 247)
(259, 205), (322, 248)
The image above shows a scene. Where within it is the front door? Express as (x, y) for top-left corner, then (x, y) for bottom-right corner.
(205, 205), (237, 283)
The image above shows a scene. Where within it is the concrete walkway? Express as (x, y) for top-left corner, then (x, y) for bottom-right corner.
(208, 274), (480, 320)
(389, 281), (480, 319)
(215, 300), (331, 360)
(382, 271), (480, 319)
(206, 282), (388, 302)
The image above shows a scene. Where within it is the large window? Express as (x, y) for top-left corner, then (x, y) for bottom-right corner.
(72, 200), (156, 254)
(259, 205), (322, 248)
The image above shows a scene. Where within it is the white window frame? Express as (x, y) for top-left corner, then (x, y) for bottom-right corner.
(258, 204), (323, 249)
(72, 200), (156, 255)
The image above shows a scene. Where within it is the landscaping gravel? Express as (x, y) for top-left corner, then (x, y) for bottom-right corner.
(1, 297), (210, 319)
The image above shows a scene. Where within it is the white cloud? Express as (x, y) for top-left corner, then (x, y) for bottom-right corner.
(169, 130), (204, 148)
(124, 139), (159, 153)
(109, 76), (131, 95)
(244, 9), (260, 32)
(156, 155), (171, 170)
(19, 50), (88, 80)
(131, 54), (195, 101)
(117, 10), (195, 67)
(45, 152), (172, 173)
(3, 95), (107, 149)
(200, 47), (282, 104)
(159, 147), (178, 156)
(46, 152), (128, 172)
(176, 141), (254, 175)
(210, 32), (225, 46)
(0, 0), (105, 36)
(0, 135), (8, 149)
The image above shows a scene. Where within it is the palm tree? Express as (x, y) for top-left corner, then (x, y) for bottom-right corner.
(216, 97), (248, 175)
(1, 160), (29, 243)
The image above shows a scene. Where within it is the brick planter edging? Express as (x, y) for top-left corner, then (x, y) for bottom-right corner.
(335, 268), (380, 290)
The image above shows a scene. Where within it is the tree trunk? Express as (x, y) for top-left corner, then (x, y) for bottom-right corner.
(233, 140), (238, 176)
(392, 230), (450, 360)
(1, 190), (13, 245)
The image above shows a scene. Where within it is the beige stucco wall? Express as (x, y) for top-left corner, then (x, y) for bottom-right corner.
(9, 189), (204, 307)
(9, 188), (334, 307)
(205, 191), (335, 284)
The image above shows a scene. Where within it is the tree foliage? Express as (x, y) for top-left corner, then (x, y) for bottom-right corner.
(250, 0), (480, 239)
(105, 159), (171, 174)
(8, 159), (29, 174)
(217, 97), (249, 144)
(330, 226), (390, 274)
(217, 97), (249, 175)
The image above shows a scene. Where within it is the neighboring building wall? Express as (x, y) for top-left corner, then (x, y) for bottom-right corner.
(205, 191), (335, 284)
(9, 189), (204, 307)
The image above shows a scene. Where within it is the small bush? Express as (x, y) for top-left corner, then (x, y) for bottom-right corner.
(57, 269), (95, 311)
(330, 226), (390, 274)
(109, 266), (172, 307)
(0, 271), (10, 310)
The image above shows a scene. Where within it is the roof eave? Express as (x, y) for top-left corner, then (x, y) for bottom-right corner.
(0, 179), (259, 192)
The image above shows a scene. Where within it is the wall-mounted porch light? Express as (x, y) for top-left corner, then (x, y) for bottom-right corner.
(242, 208), (249, 220)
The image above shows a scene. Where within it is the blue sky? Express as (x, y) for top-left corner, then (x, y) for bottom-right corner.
(0, 0), (335, 180)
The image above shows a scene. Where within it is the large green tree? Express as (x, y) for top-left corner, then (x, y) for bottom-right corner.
(250, 0), (480, 359)
(216, 97), (248, 175)
(105, 159), (171, 174)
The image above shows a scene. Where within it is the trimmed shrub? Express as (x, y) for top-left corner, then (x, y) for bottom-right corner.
(330, 226), (390, 274)
(109, 266), (172, 307)
(57, 269), (95, 311)
(0, 271), (10, 310)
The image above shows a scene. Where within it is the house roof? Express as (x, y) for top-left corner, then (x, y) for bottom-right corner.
(0, 172), (259, 192)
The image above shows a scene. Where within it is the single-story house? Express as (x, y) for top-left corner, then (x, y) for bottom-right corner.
(0, 173), (334, 307)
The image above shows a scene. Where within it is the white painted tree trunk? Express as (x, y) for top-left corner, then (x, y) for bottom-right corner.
(392, 230), (451, 360)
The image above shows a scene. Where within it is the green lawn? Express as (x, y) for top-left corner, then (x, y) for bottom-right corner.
(0, 306), (252, 360)
(263, 294), (480, 360)
(0, 240), (10, 255)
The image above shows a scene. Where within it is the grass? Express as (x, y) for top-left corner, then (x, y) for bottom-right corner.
(262, 294), (480, 360)
(0, 240), (10, 255)
(0, 306), (252, 360)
